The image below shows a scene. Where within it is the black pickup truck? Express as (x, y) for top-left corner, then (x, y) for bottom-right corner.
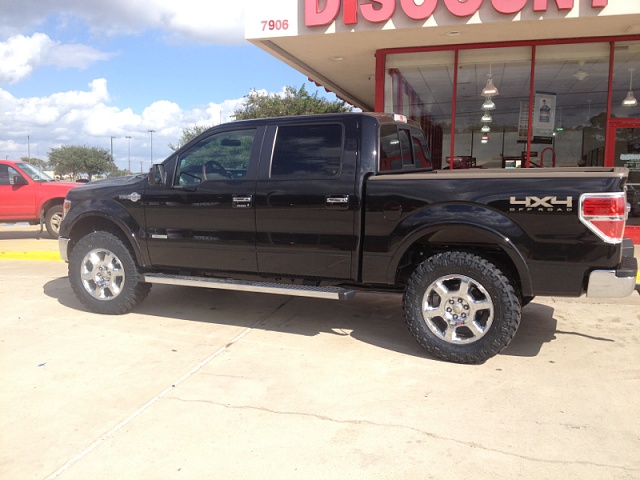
(59, 113), (638, 363)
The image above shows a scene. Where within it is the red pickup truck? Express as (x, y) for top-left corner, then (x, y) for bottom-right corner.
(0, 159), (80, 238)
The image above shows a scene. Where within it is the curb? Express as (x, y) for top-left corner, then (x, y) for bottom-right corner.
(0, 251), (62, 261)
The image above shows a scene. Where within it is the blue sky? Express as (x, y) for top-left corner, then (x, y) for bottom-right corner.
(0, 1), (322, 171)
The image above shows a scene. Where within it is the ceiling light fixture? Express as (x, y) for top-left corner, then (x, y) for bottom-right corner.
(482, 97), (496, 110)
(623, 68), (638, 107)
(481, 134), (489, 144)
(481, 64), (499, 97)
(481, 112), (493, 123)
(481, 124), (491, 133)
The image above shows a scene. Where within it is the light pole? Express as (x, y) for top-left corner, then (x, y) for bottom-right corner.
(147, 129), (155, 172)
(110, 136), (116, 163)
(27, 135), (30, 159)
(126, 136), (132, 173)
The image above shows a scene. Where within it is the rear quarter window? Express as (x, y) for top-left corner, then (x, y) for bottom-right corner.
(379, 124), (432, 172)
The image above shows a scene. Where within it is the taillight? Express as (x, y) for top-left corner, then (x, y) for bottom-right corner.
(62, 199), (71, 218)
(579, 193), (627, 244)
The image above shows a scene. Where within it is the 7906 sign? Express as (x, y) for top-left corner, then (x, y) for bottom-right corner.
(262, 19), (289, 31)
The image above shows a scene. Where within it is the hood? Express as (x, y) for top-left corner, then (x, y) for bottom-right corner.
(74, 174), (144, 189)
(66, 174), (147, 200)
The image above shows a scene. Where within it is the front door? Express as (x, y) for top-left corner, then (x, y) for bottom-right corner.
(607, 121), (640, 241)
(0, 164), (35, 219)
(143, 127), (263, 272)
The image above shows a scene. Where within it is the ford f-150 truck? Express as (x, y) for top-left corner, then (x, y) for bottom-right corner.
(58, 113), (638, 363)
(0, 159), (80, 238)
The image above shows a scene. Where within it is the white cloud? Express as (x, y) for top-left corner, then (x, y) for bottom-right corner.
(0, 33), (113, 84)
(0, 1), (269, 170)
(0, 79), (246, 170)
(0, 0), (246, 44)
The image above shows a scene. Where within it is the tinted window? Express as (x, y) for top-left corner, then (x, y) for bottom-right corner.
(380, 125), (402, 171)
(380, 124), (432, 171)
(271, 124), (343, 178)
(399, 129), (413, 166)
(412, 130), (432, 169)
(176, 129), (256, 186)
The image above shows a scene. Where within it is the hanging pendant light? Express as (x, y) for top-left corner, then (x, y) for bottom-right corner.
(481, 112), (493, 123)
(482, 77), (499, 97)
(482, 97), (495, 110)
(481, 124), (491, 133)
(623, 69), (638, 107)
(481, 65), (499, 97)
(481, 134), (489, 144)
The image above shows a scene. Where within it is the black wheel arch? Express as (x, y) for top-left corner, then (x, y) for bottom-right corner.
(390, 223), (534, 299)
(64, 201), (148, 268)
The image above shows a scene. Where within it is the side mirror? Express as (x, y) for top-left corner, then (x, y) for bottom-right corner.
(10, 175), (28, 186)
(149, 164), (166, 186)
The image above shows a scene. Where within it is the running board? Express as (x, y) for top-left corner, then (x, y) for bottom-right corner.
(143, 273), (356, 300)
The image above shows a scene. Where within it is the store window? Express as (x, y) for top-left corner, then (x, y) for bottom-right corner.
(610, 41), (640, 227)
(456, 47), (532, 169)
(381, 38), (640, 172)
(534, 43), (610, 168)
(611, 41), (640, 121)
(385, 51), (454, 168)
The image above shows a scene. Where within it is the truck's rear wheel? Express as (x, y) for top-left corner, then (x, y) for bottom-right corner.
(45, 205), (63, 239)
(404, 251), (521, 364)
(68, 231), (151, 314)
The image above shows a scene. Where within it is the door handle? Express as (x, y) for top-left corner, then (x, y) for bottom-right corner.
(326, 195), (349, 207)
(232, 195), (253, 208)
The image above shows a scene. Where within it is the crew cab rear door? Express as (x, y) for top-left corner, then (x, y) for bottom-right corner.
(143, 126), (264, 272)
(254, 118), (359, 279)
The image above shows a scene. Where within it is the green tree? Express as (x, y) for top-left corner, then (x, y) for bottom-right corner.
(21, 157), (48, 169)
(169, 124), (213, 151)
(233, 84), (351, 120)
(48, 145), (115, 181)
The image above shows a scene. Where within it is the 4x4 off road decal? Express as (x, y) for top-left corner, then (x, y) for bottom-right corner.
(509, 196), (573, 212)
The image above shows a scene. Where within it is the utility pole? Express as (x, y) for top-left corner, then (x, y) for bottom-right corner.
(110, 136), (116, 163)
(148, 130), (155, 172)
(126, 136), (132, 173)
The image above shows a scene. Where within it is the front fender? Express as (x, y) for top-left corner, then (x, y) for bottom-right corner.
(61, 198), (147, 267)
(385, 203), (534, 295)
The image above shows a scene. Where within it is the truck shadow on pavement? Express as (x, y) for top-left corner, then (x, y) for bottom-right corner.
(45, 277), (565, 362)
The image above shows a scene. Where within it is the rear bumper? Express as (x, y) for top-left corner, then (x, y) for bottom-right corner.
(586, 238), (638, 298)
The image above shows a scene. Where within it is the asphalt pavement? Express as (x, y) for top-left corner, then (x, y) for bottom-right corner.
(1, 224), (639, 480)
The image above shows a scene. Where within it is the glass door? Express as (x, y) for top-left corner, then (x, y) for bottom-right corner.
(607, 122), (640, 236)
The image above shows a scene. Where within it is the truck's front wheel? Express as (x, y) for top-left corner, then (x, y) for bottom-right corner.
(45, 205), (63, 239)
(68, 231), (151, 314)
(404, 252), (521, 364)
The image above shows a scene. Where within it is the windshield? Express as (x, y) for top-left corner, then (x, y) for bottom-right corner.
(18, 163), (54, 182)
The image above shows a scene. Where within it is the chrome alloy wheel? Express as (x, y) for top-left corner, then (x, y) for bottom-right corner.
(79, 248), (126, 301)
(50, 212), (63, 234)
(421, 274), (494, 344)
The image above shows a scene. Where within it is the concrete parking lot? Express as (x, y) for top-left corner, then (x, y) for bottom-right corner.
(1, 224), (639, 480)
